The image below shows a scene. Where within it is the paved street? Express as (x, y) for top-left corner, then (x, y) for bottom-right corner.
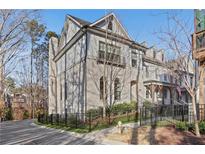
(0, 120), (98, 145)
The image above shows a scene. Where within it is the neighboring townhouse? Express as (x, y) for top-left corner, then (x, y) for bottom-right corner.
(48, 13), (192, 115)
(142, 47), (193, 105)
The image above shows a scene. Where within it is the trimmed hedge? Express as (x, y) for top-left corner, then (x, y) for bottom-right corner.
(176, 121), (205, 134)
(86, 101), (137, 116)
(176, 121), (189, 131)
(199, 121), (205, 134)
(23, 110), (29, 119)
(108, 101), (136, 115)
(143, 100), (153, 109)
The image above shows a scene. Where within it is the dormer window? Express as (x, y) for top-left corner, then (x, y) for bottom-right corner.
(153, 51), (156, 59)
(108, 21), (113, 31)
(162, 53), (164, 61)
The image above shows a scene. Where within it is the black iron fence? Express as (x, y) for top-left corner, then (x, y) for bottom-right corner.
(38, 104), (205, 132)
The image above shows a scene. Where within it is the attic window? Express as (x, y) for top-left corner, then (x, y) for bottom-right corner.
(153, 51), (156, 59)
(108, 21), (113, 31)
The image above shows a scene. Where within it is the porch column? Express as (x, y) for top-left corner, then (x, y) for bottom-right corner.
(159, 85), (164, 105)
(199, 62), (205, 120)
(170, 87), (174, 104)
(151, 84), (156, 104)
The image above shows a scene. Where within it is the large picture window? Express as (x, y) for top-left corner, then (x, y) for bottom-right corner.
(114, 78), (121, 101)
(99, 41), (121, 63)
(146, 66), (149, 78)
(100, 76), (107, 100)
(60, 84), (62, 100)
(132, 59), (137, 67)
(146, 87), (149, 98)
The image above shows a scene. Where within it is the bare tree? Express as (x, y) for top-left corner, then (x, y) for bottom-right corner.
(87, 13), (136, 120)
(155, 12), (200, 136)
(0, 10), (38, 99)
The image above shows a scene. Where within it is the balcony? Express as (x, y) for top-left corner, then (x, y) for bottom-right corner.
(192, 30), (205, 60)
(97, 51), (126, 68)
(142, 55), (166, 67)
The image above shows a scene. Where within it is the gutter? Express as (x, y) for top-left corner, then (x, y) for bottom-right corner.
(53, 26), (88, 62)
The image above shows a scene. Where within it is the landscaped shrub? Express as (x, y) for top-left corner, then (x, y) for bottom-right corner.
(5, 107), (13, 120)
(86, 107), (103, 118)
(176, 121), (188, 131)
(188, 123), (195, 131)
(108, 101), (136, 115)
(67, 113), (77, 127)
(143, 100), (153, 109)
(23, 110), (29, 119)
(199, 121), (205, 134)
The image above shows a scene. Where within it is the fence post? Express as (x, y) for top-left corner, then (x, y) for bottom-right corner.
(46, 114), (48, 124)
(182, 105), (184, 121)
(150, 110), (153, 126)
(154, 107), (157, 125)
(160, 106), (162, 121)
(51, 114), (53, 125)
(172, 104), (175, 119)
(140, 108), (142, 126)
(44, 114), (46, 124)
(76, 113), (78, 128)
(56, 114), (59, 125)
(37, 114), (40, 123)
(89, 112), (92, 132)
(65, 111), (67, 126)
(145, 107), (147, 125)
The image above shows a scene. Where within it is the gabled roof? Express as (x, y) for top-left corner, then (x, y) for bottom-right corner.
(67, 13), (132, 40)
(67, 14), (91, 27)
(90, 13), (132, 40)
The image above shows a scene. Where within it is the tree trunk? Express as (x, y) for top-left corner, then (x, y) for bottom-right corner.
(0, 55), (5, 99)
(191, 94), (200, 137)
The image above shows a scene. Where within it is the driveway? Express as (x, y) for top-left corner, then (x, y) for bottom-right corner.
(0, 119), (99, 145)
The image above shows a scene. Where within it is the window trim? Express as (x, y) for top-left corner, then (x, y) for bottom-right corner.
(114, 78), (121, 101)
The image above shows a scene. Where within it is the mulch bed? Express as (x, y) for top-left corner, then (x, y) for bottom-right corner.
(104, 126), (205, 145)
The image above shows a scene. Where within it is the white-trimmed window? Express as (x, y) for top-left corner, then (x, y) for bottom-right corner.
(114, 78), (121, 101)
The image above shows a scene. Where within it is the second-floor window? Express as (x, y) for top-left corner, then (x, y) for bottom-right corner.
(179, 76), (182, 86)
(153, 51), (156, 59)
(100, 76), (107, 100)
(163, 89), (167, 99)
(190, 76), (193, 87)
(146, 87), (149, 98)
(131, 50), (138, 67)
(114, 78), (121, 100)
(65, 81), (67, 100)
(162, 53), (164, 62)
(155, 69), (158, 79)
(132, 59), (137, 67)
(99, 41), (121, 63)
(164, 74), (167, 81)
(146, 66), (149, 78)
(108, 21), (113, 31)
(60, 84), (62, 100)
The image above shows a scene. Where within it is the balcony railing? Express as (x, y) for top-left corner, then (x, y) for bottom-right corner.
(192, 30), (205, 60)
(97, 51), (126, 68)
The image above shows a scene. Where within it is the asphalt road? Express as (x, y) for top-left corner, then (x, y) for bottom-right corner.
(0, 119), (97, 145)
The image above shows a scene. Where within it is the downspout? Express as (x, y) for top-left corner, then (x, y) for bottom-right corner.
(64, 51), (67, 114)
(84, 28), (88, 114)
(55, 62), (58, 114)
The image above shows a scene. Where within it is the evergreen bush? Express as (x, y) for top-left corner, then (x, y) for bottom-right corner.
(23, 110), (29, 119)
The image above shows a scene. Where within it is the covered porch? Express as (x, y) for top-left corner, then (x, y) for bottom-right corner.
(143, 80), (179, 105)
